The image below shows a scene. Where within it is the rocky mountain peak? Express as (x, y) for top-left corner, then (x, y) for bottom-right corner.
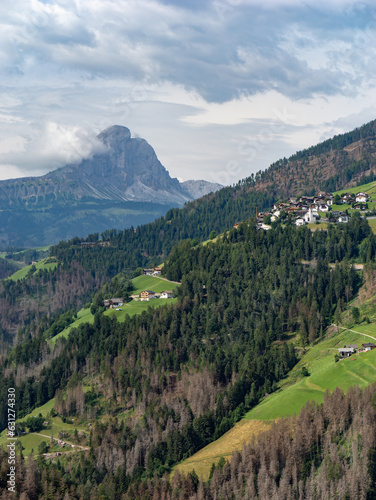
(97, 125), (131, 148)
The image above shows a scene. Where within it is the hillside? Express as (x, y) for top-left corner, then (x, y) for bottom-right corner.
(175, 324), (376, 479)
(1, 118), (376, 247)
(254, 119), (376, 198)
(173, 258), (376, 480)
(2, 214), (376, 498)
(2, 120), (376, 498)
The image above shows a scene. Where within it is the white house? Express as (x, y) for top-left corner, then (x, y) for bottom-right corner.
(356, 192), (370, 203)
(295, 218), (306, 226)
(318, 203), (329, 212)
(362, 343), (376, 351)
(160, 291), (173, 299)
(338, 215), (349, 223)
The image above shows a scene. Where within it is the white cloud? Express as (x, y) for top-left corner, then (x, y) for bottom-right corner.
(0, 122), (108, 175)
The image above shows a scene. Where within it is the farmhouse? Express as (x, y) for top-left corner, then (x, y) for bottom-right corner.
(140, 290), (157, 301)
(154, 267), (162, 275)
(342, 193), (352, 201)
(338, 347), (355, 358)
(362, 343), (376, 351)
(317, 203), (329, 212)
(344, 344), (358, 350)
(143, 269), (154, 275)
(160, 291), (173, 299)
(104, 298), (124, 309)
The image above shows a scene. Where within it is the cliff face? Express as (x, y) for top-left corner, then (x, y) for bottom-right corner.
(0, 126), (192, 207)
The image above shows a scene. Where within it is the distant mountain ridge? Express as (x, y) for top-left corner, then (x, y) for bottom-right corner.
(0, 125), (223, 246)
(0, 125), (193, 207)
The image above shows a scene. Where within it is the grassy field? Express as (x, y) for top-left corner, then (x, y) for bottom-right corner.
(367, 218), (376, 234)
(50, 276), (180, 345)
(104, 298), (178, 322)
(173, 420), (270, 480)
(8, 258), (58, 281)
(0, 396), (89, 457)
(245, 328), (376, 421)
(329, 181), (376, 220)
(334, 180), (376, 197)
(131, 275), (179, 295)
(307, 222), (328, 231)
(50, 308), (94, 345)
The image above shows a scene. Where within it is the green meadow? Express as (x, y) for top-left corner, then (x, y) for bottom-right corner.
(50, 275), (180, 345)
(175, 326), (376, 478)
(245, 328), (376, 421)
(8, 258), (58, 281)
(329, 181), (376, 221)
(131, 274), (179, 295)
(334, 180), (376, 197)
(0, 397), (89, 457)
(50, 308), (94, 345)
(104, 298), (178, 322)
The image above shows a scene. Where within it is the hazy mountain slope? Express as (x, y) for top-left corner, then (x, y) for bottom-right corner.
(0, 126), (191, 207)
(253, 118), (376, 197)
(0, 126), (196, 246)
(181, 179), (223, 198)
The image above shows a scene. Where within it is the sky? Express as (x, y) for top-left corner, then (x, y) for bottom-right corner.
(1, 0), (376, 185)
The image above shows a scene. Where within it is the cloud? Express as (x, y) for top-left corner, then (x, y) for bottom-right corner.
(0, 122), (108, 177)
(0, 0), (376, 182)
(2, 0), (375, 102)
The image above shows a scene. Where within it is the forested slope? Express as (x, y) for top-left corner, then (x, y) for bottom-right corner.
(1, 216), (375, 498)
(130, 385), (376, 500)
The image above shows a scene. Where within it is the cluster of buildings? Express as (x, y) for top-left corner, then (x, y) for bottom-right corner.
(140, 290), (173, 301)
(254, 191), (372, 229)
(104, 290), (174, 308)
(338, 342), (376, 358)
(143, 267), (162, 276)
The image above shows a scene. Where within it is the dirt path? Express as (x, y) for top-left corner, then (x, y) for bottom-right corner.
(33, 432), (89, 451)
(331, 325), (376, 341)
(157, 276), (181, 285)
